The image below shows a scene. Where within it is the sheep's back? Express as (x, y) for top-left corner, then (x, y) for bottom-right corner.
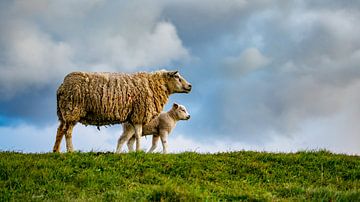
(57, 71), (169, 126)
(127, 72), (169, 125)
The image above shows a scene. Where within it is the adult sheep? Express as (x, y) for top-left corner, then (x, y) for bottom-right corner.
(53, 70), (192, 153)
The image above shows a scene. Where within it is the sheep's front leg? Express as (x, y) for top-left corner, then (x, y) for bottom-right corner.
(134, 124), (143, 152)
(116, 126), (135, 153)
(148, 135), (160, 153)
(160, 130), (169, 154)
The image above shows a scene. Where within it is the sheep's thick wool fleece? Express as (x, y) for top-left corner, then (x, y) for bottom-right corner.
(57, 71), (169, 126)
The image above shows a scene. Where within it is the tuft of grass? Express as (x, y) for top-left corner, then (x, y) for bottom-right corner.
(0, 150), (359, 201)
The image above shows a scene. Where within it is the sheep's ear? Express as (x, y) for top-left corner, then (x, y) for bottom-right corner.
(173, 103), (179, 109)
(169, 70), (178, 77)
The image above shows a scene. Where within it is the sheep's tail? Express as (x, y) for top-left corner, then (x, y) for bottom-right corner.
(56, 84), (64, 122)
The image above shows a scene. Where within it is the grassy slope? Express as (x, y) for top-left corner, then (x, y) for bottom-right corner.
(0, 151), (359, 201)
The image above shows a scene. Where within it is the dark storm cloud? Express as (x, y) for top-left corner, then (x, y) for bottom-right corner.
(0, 85), (57, 125)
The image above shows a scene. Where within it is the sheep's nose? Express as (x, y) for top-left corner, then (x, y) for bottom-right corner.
(185, 84), (192, 93)
(187, 115), (191, 119)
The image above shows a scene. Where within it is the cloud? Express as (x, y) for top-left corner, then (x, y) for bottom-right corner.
(1, 1), (360, 155)
(224, 48), (271, 76)
(0, 20), (74, 99)
(97, 21), (188, 70)
(0, 123), (118, 153)
(0, 0), (189, 99)
(162, 0), (271, 47)
(1, 123), (358, 155)
(179, 1), (360, 154)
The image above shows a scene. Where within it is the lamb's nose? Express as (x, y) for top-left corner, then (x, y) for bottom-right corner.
(187, 115), (191, 119)
(188, 84), (192, 89)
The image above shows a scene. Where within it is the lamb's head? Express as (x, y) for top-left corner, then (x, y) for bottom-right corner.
(171, 103), (190, 120)
(164, 70), (192, 94)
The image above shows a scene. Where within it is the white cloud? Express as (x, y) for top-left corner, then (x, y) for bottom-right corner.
(224, 48), (271, 76)
(0, 20), (74, 98)
(145, 127), (358, 154)
(0, 123), (116, 153)
(215, 2), (360, 148)
(0, 123), (57, 152)
(1, 0), (360, 155)
(1, 122), (358, 155)
(0, 1), (189, 98)
(97, 22), (189, 70)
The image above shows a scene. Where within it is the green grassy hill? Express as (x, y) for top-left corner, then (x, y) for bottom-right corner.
(0, 151), (359, 201)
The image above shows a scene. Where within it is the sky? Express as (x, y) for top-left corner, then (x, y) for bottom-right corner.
(1, 0), (360, 154)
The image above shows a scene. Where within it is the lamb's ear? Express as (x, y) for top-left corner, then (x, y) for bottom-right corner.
(169, 70), (178, 77)
(173, 103), (179, 109)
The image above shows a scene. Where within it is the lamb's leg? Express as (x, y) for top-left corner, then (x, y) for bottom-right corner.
(53, 121), (65, 152)
(127, 136), (136, 152)
(134, 124), (143, 152)
(116, 126), (135, 153)
(160, 130), (169, 154)
(64, 122), (76, 152)
(148, 135), (160, 153)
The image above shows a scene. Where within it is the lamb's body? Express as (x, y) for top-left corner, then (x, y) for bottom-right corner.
(53, 70), (191, 152)
(116, 103), (190, 154)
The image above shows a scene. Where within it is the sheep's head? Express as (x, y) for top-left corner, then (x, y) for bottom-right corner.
(172, 103), (190, 120)
(165, 70), (192, 94)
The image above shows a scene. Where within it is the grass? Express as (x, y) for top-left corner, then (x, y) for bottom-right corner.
(0, 150), (359, 201)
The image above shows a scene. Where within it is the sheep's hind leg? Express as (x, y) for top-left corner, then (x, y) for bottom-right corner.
(116, 126), (135, 153)
(64, 122), (76, 152)
(53, 121), (65, 152)
(148, 135), (160, 153)
(127, 136), (136, 152)
(134, 124), (143, 152)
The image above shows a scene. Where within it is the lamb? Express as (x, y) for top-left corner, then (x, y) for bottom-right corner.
(116, 103), (190, 154)
(53, 70), (192, 152)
